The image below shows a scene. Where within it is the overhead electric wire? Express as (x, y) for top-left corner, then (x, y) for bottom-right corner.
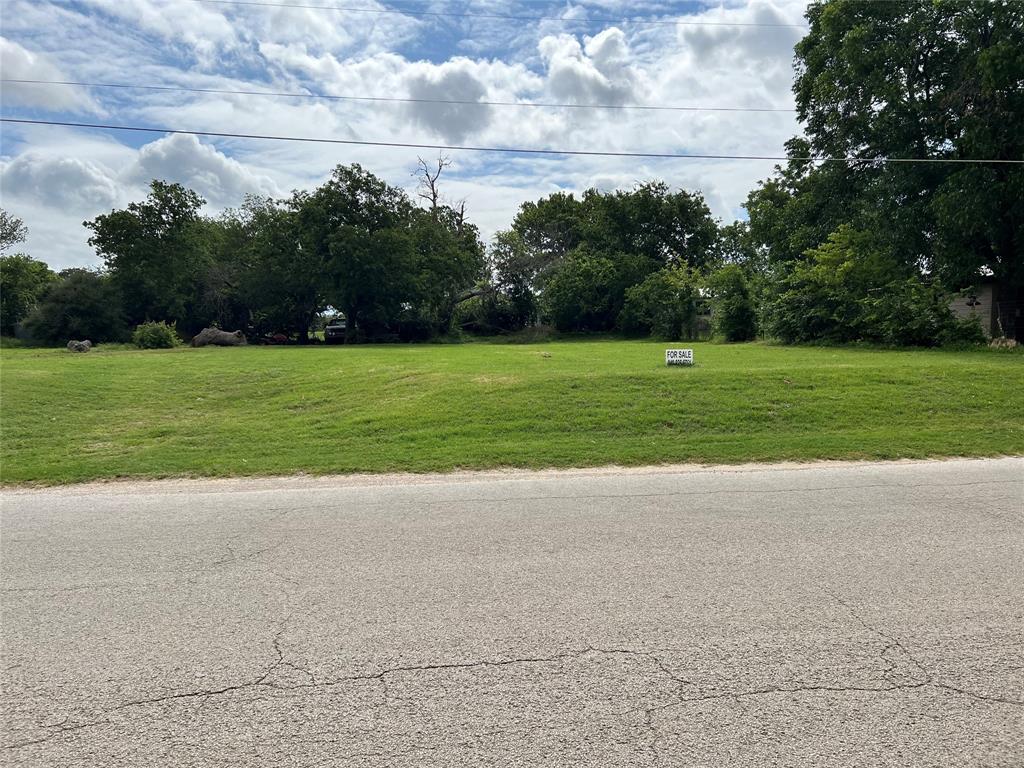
(182, 0), (811, 28)
(0, 78), (798, 114)
(3, 117), (1021, 165)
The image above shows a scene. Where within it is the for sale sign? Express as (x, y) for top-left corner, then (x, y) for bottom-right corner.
(665, 349), (693, 366)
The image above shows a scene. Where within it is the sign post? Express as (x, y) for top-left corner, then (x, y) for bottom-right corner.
(665, 349), (694, 366)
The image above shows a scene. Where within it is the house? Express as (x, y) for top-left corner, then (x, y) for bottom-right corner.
(948, 279), (1024, 341)
(949, 280), (997, 338)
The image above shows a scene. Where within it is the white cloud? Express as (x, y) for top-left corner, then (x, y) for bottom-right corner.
(0, 37), (100, 113)
(123, 134), (281, 205)
(1, 0), (813, 269)
(405, 62), (493, 143)
(0, 153), (121, 209)
(539, 28), (641, 106)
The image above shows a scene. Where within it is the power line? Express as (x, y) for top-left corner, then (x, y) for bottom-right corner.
(183, 0), (810, 28)
(4, 117), (1021, 165)
(1, 78), (798, 114)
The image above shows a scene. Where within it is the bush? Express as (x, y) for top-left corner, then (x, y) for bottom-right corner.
(619, 266), (699, 340)
(763, 226), (961, 347)
(706, 264), (757, 341)
(939, 316), (987, 347)
(858, 277), (954, 347)
(454, 291), (535, 336)
(132, 321), (181, 349)
(22, 270), (127, 344)
(762, 227), (881, 344)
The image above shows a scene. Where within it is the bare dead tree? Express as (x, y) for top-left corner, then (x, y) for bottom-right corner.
(414, 153), (451, 212)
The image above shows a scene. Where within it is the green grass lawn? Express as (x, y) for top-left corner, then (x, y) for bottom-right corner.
(1, 340), (1022, 485)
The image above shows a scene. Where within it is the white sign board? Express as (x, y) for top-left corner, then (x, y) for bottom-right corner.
(665, 349), (693, 366)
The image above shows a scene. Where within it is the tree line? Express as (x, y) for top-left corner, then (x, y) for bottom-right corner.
(1, 0), (1019, 347)
(1, 174), (759, 345)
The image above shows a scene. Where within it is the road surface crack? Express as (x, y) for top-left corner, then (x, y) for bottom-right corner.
(821, 587), (1023, 707)
(1, 717), (111, 751)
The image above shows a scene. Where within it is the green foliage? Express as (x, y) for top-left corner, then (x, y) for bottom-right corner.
(0, 254), (58, 336)
(938, 316), (988, 348)
(580, 182), (719, 270)
(758, 0), (1024, 303)
(85, 181), (209, 330)
(543, 250), (619, 332)
(302, 164), (486, 341)
(620, 266), (699, 340)
(235, 194), (321, 340)
(406, 207), (487, 335)
(22, 270), (127, 344)
(0, 209), (29, 254)
(858, 278), (956, 347)
(132, 321), (181, 349)
(764, 226), (961, 346)
(509, 184), (720, 325)
(80, 164), (488, 345)
(765, 227), (883, 343)
(486, 230), (539, 330)
(510, 192), (586, 285)
(453, 292), (531, 336)
(706, 265), (757, 342)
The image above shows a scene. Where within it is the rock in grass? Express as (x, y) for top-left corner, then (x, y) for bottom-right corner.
(66, 340), (92, 352)
(989, 337), (1019, 349)
(191, 328), (247, 347)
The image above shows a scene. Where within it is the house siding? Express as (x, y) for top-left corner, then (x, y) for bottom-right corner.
(949, 282), (996, 338)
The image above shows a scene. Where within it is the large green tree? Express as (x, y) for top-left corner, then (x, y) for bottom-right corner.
(407, 205), (486, 335)
(233, 194), (325, 341)
(311, 165), (416, 340)
(797, 0), (1023, 291)
(747, 0), (1023, 340)
(502, 184), (720, 334)
(85, 181), (210, 329)
(0, 213), (59, 336)
(510, 184), (720, 293)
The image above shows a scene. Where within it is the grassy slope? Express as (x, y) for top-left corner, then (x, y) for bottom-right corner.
(1, 340), (1022, 484)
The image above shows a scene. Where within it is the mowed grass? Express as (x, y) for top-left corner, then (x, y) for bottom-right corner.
(1, 340), (1022, 484)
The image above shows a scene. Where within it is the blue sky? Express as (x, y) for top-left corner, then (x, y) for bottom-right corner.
(1, 0), (808, 268)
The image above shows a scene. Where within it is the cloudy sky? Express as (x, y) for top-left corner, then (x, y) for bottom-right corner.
(1, 0), (809, 269)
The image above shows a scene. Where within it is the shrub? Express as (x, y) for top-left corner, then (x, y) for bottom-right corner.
(763, 226), (961, 347)
(22, 270), (127, 344)
(762, 227), (884, 344)
(858, 277), (954, 347)
(939, 316), (987, 347)
(706, 264), (757, 341)
(619, 266), (699, 340)
(132, 321), (181, 349)
(454, 291), (536, 336)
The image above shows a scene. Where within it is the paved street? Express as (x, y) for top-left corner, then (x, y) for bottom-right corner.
(2, 458), (1022, 766)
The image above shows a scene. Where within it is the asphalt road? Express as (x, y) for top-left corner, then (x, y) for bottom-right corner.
(2, 459), (1022, 767)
